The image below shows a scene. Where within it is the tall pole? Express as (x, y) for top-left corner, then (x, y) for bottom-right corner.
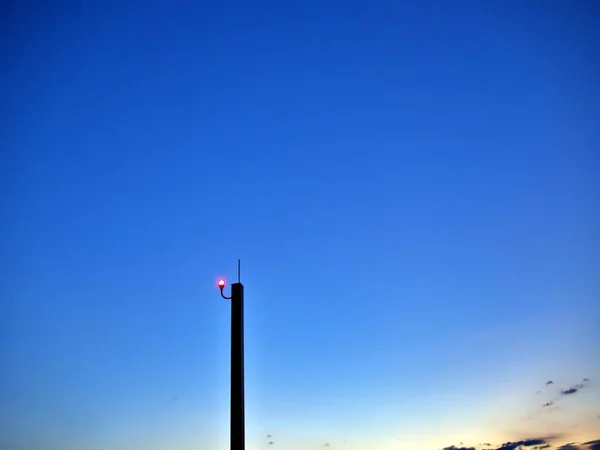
(230, 280), (244, 450)
(218, 260), (245, 450)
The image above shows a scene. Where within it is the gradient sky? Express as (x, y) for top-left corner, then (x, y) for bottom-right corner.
(1, 1), (599, 449)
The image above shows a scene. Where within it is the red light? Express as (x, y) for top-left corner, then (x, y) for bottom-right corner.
(218, 279), (226, 288)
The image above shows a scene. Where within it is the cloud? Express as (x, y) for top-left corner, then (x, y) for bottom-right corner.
(440, 438), (561, 450)
(543, 402), (554, 407)
(268, 441), (274, 446)
(561, 384), (584, 395)
(444, 439), (556, 450)
(556, 444), (579, 450)
(583, 378), (590, 382)
(583, 441), (600, 450)
(496, 438), (551, 450)
(442, 446), (475, 450)
(546, 381), (554, 385)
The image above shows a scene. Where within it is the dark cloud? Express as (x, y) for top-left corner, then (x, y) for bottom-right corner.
(442, 446), (475, 450)
(442, 437), (559, 450)
(561, 384), (584, 395)
(546, 381), (554, 385)
(583, 378), (590, 382)
(583, 440), (600, 450)
(267, 435), (272, 439)
(268, 441), (274, 445)
(496, 439), (549, 450)
(556, 444), (579, 450)
(441, 436), (556, 450)
(543, 402), (554, 407)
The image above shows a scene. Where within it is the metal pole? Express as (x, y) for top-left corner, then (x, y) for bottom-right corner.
(230, 281), (245, 450)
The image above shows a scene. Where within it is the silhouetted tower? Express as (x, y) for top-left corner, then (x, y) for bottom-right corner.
(218, 260), (245, 450)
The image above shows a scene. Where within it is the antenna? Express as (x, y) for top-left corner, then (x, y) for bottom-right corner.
(238, 259), (241, 283)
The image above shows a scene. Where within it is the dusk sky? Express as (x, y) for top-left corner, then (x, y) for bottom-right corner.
(1, 1), (599, 449)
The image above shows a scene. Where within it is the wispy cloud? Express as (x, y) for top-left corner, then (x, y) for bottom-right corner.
(560, 379), (589, 395)
(496, 438), (553, 450)
(437, 437), (600, 450)
(556, 444), (579, 450)
(532, 377), (592, 414)
(552, 439), (600, 450)
(442, 439), (558, 450)
(442, 446), (475, 450)
(442, 437), (562, 450)
(561, 384), (584, 395)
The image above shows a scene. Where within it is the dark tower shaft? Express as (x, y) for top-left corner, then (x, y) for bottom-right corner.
(230, 282), (244, 450)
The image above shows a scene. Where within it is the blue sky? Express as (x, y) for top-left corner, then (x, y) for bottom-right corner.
(1, 1), (599, 449)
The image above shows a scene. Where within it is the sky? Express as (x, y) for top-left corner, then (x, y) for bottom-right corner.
(1, 1), (599, 449)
